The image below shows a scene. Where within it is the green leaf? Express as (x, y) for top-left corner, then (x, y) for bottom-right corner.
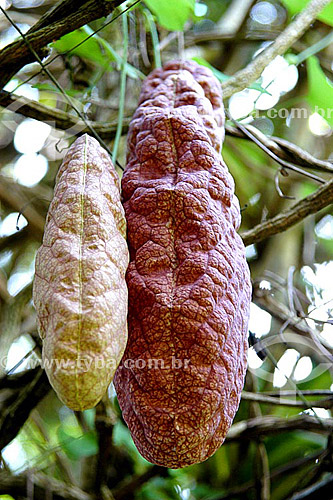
(280, 0), (333, 26)
(144, 0), (195, 31)
(192, 56), (229, 82)
(297, 362), (333, 391)
(266, 431), (325, 470)
(192, 57), (271, 94)
(113, 420), (152, 472)
(52, 26), (143, 79)
(318, 237), (333, 259)
(292, 32), (333, 65)
(52, 27), (115, 68)
(32, 82), (82, 97)
(249, 81), (272, 95)
(57, 426), (98, 460)
(306, 56), (333, 127)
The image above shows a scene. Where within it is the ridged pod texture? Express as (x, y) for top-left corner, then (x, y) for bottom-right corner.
(114, 60), (251, 468)
(33, 134), (129, 411)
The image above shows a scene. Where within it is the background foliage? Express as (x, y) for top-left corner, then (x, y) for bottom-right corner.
(0, 0), (332, 499)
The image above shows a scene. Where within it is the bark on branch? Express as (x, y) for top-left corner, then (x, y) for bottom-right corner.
(0, 0), (125, 90)
(1, 90), (332, 173)
(226, 414), (333, 442)
(241, 391), (333, 409)
(241, 178), (333, 246)
(222, 0), (332, 98)
(0, 471), (93, 500)
(0, 466), (165, 500)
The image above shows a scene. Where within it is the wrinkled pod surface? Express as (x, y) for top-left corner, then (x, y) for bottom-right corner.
(33, 134), (129, 411)
(114, 60), (252, 468)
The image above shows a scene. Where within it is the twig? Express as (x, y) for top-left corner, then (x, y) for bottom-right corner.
(186, 30), (283, 47)
(241, 178), (333, 246)
(275, 171), (295, 199)
(0, 89), (128, 138)
(271, 135), (333, 173)
(2, 91), (332, 174)
(112, 465), (167, 500)
(0, 8), (115, 157)
(252, 288), (333, 363)
(222, 0), (332, 98)
(0, 366), (41, 390)
(226, 415), (333, 442)
(0, 471), (93, 500)
(185, 0), (256, 46)
(0, 368), (50, 450)
(227, 112), (325, 184)
(215, 0), (256, 38)
(242, 391), (333, 409)
(289, 474), (333, 500)
(265, 390), (333, 397)
(294, 30), (333, 65)
(212, 450), (324, 500)
(5, 0), (143, 95)
(0, 174), (46, 239)
(26, 0), (100, 33)
(112, 11), (128, 163)
(0, 0), (126, 90)
(256, 442), (270, 500)
(143, 8), (161, 68)
(31, 411), (78, 486)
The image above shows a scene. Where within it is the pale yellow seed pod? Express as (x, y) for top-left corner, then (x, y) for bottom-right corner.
(33, 134), (129, 410)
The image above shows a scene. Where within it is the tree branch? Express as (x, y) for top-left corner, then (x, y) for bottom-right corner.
(241, 391), (333, 409)
(290, 475), (333, 500)
(214, 0), (256, 38)
(213, 450), (324, 500)
(26, 0), (101, 34)
(241, 178), (333, 246)
(222, 0), (332, 98)
(0, 174), (47, 239)
(2, 90), (332, 173)
(0, 471), (93, 500)
(226, 415), (333, 442)
(0, 89), (125, 139)
(0, 462), (165, 500)
(226, 124), (333, 173)
(265, 390), (333, 397)
(0, 367), (50, 450)
(94, 399), (117, 494)
(252, 286), (333, 363)
(0, 0), (125, 90)
(112, 466), (167, 500)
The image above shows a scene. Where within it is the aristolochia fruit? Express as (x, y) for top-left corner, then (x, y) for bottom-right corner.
(33, 134), (129, 411)
(114, 60), (252, 468)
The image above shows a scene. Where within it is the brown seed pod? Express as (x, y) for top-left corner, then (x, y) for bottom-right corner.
(33, 134), (129, 411)
(114, 60), (251, 468)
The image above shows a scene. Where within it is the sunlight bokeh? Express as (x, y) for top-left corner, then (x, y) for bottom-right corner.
(5, 334), (35, 373)
(13, 152), (48, 186)
(0, 212), (28, 236)
(308, 112), (331, 136)
(229, 55), (298, 119)
(249, 302), (272, 338)
(14, 118), (51, 154)
(273, 348), (299, 388)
